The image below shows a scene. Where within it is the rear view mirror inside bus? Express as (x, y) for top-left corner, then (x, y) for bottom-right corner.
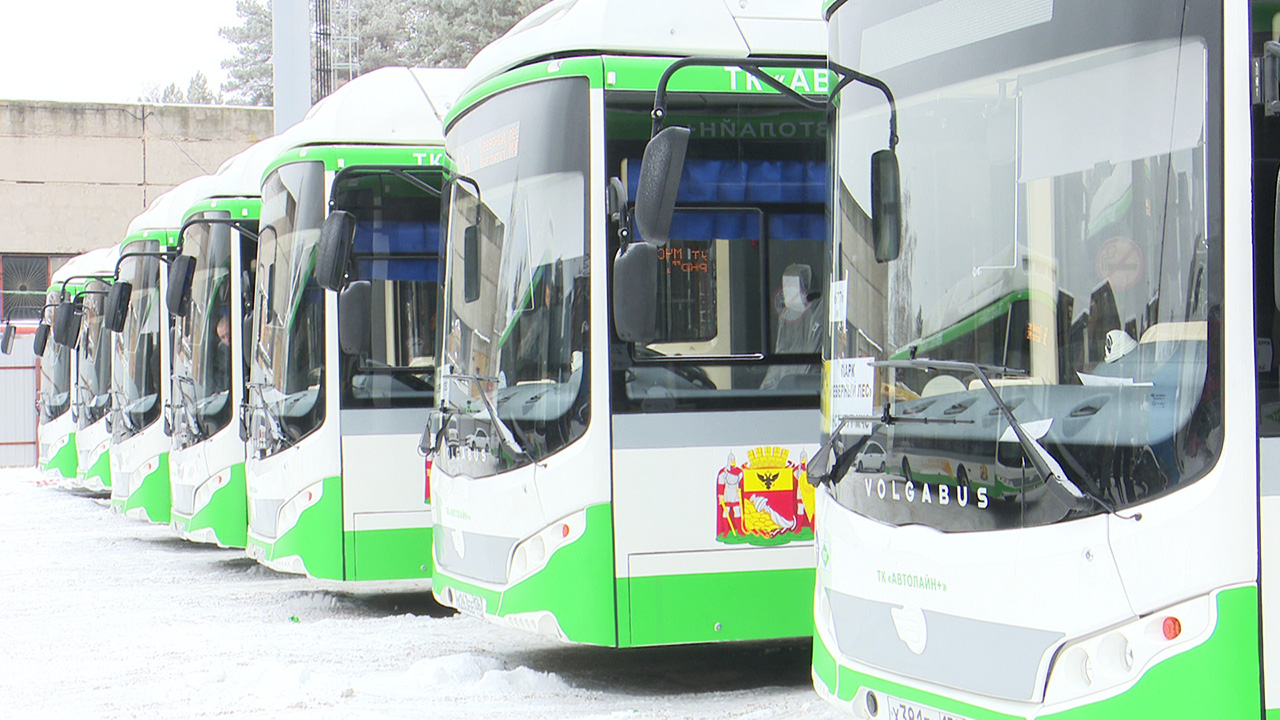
(166, 254), (196, 318)
(634, 126), (690, 245)
(612, 240), (658, 344)
(104, 281), (132, 334)
(315, 210), (357, 292)
(51, 300), (81, 349)
(872, 148), (902, 262)
(463, 225), (481, 303)
(0, 322), (13, 355)
(32, 322), (49, 356)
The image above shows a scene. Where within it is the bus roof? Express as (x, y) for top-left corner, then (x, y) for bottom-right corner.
(126, 174), (219, 237)
(48, 245), (119, 293)
(209, 133), (295, 200)
(461, 0), (825, 94)
(273, 66), (462, 153)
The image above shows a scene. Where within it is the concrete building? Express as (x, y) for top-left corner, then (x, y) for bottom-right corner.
(0, 100), (273, 320)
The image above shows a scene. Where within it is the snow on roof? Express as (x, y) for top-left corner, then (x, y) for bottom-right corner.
(209, 134), (296, 199)
(50, 246), (119, 285)
(277, 66), (464, 150)
(461, 0), (826, 94)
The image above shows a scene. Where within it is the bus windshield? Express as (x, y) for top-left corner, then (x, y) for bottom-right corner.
(606, 91), (827, 412)
(332, 169), (442, 409)
(113, 243), (163, 441)
(439, 76), (591, 479)
(76, 280), (112, 429)
(172, 214), (237, 449)
(827, 0), (1222, 530)
(40, 292), (72, 424)
(250, 162), (326, 456)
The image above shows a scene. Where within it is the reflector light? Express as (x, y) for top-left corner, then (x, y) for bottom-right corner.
(561, 524), (570, 538)
(1162, 616), (1182, 640)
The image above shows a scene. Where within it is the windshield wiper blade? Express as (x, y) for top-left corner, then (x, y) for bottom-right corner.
(441, 372), (532, 460)
(876, 358), (1110, 513)
(246, 381), (288, 448)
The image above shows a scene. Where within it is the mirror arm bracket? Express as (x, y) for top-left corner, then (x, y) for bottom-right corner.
(829, 61), (899, 149)
(650, 56), (832, 137)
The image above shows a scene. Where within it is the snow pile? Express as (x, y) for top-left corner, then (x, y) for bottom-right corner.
(404, 653), (568, 695)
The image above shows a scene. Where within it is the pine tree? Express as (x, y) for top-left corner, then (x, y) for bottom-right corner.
(220, 0), (274, 106)
(412, 0), (544, 68)
(160, 83), (186, 104)
(186, 72), (219, 104)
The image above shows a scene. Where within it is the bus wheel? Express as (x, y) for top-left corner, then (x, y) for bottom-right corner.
(956, 465), (970, 490)
(901, 457), (913, 483)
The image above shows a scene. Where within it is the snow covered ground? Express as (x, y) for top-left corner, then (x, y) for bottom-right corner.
(0, 467), (843, 719)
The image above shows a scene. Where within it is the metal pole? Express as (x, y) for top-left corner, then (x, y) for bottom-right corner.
(273, 0), (312, 134)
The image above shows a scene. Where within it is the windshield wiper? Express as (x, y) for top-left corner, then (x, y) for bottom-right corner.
(875, 358), (1115, 513)
(440, 372), (532, 460)
(246, 381), (288, 451)
(171, 374), (207, 442)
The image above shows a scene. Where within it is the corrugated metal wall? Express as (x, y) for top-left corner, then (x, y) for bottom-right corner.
(0, 327), (38, 467)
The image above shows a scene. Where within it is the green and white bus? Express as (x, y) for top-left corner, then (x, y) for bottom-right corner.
(167, 136), (289, 547)
(35, 254), (108, 483)
(244, 66), (461, 580)
(426, 0), (828, 646)
(70, 247), (121, 494)
(109, 176), (216, 522)
(812, 1), (1279, 717)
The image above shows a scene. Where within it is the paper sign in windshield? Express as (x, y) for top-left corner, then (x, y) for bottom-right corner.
(830, 357), (874, 434)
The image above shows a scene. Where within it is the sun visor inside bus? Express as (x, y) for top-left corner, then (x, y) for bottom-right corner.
(352, 220), (441, 282)
(627, 159), (826, 242)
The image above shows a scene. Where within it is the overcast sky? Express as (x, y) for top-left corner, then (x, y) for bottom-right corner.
(0, 0), (241, 104)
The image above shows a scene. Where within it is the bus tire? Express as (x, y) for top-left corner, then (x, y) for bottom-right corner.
(956, 464), (970, 490)
(901, 457), (913, 483)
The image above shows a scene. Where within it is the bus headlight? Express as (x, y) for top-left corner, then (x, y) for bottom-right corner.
(507, 509), (586, 585)
(276, 480), (323, 539)
(1044, 593), (1212, 704)
(193, 470), (232, 514)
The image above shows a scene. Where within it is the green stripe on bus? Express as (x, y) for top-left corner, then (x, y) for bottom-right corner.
(184, 463), (248, 549)
(625, 566), (815, 646)
(345, 526), (433, 581)
(80, 447), (111, 490)
(123, 453), (171, 524)
(434, 502), (617, 646)
(260, 474), (343, 580)
(43, 432), (78, 479)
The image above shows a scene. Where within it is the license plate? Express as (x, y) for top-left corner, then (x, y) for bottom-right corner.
(453, 589), (486, 619)
(883, 694), (971, 720)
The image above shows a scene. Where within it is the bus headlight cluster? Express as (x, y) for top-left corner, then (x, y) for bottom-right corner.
(192, 470), (232, 514)
(507, 509), (586, 585)
(1044, 593), (1211, 704)
(275, 480), (323, 539)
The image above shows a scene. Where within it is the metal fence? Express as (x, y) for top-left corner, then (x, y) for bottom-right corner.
(0, 326), (38, 467)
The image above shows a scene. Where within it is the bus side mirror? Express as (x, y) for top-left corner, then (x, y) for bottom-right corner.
(1, 322), (13, 355)
(33, 323), (50, 356)
(612, 241), (658, 344)
(463, 225), (481, 303)
(872, 149), (902, 262)
(166, 255), (196, 318)
(104, 282), (132, 333)
(315, 210), (357, 292)
(52, 301), (81, 348)
(338, 280), (371, 357)
(634, 126), (690, 246)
